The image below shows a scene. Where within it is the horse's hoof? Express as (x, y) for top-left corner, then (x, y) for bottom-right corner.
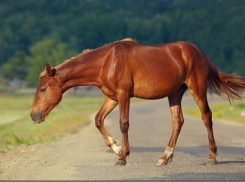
(115, 160), (126, 166)
(156, 158), (168, 166)
(208, 159), (217, 165)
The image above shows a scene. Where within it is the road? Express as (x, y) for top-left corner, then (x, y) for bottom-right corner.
(1, 94), (245, 180)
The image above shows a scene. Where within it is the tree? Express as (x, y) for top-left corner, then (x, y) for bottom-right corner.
(0, 51), (28, 80)
(26, 38), (76, 86)
(0, 0), (245, 79)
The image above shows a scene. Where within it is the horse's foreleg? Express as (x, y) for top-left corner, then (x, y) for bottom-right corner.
(115, 91), (130, 166)
(95, 97), (121, 155)
(157, 84), (187, 166)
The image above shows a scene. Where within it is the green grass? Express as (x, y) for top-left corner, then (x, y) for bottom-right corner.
(0, 94), (103, 150)
(184, 101), (245, 124)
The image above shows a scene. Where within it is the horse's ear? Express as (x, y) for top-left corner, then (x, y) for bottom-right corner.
(45, 63), (55, 77)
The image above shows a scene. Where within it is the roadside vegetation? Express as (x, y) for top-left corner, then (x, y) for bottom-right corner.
(0, 94), (103, 151)
(184, 101), (245, 124)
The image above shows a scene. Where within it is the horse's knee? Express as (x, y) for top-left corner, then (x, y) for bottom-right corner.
(95, 114), (102, 129)
(120, 118), (129, 132)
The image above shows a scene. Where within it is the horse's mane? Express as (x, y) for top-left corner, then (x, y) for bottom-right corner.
(39, 38), (136, 78)
(79, 37), (136, 56)
(53, 38), (136, 71)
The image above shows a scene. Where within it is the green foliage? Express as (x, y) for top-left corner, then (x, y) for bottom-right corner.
(26, 38), (75, 86)
(0, 0), (245, 83)
(1, 51), (27, 79)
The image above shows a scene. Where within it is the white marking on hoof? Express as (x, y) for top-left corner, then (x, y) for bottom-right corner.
(112, 145), (122, 155)
(156, 159), (167, 166)
(108, 136), (122, 155)
(164, 146), (174, 159)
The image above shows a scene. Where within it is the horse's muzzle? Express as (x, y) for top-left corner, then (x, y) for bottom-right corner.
(30, 112), (45, 123)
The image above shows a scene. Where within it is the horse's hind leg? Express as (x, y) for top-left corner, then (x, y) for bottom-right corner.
(95, 97), (122, 155)
(157, 84), (187, 165)
(188, 81), (217, 164)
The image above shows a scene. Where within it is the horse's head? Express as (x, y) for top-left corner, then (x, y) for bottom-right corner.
(30, 63), (62, 123)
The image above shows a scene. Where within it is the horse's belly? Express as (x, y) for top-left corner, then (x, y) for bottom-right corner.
(133, 81), (181, 99)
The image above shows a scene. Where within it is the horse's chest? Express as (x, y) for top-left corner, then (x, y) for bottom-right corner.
(99, 85), (117, 100)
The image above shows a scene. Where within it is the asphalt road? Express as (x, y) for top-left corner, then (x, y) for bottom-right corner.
(1, 94), (245, 180)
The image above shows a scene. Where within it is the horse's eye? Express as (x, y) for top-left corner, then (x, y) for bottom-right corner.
(40, 88), (46, 92)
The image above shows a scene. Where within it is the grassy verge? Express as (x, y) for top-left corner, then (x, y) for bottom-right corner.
(184, 101), (245, 124)
(0, 94), (103, 150)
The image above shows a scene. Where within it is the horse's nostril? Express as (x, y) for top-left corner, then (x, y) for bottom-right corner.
(30, 113), (36, 121)
(30, 112), (44, 123)
(37, 113), (43, 121)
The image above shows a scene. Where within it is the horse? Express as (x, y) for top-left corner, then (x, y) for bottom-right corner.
(30, 38), (245, 166)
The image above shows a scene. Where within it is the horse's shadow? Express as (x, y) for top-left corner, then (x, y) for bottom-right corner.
(218, 160), (245, 164)
(107, 145), (245, 165)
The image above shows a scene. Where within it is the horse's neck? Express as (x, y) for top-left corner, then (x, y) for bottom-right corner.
(57, 54), (102, 93)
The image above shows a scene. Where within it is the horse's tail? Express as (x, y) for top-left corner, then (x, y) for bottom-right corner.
(204, 53), (245, 102)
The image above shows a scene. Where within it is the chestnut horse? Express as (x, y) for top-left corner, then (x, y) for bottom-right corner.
(30, 38), (245, 166)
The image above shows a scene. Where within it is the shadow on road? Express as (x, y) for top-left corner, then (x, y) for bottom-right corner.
(107, 145), (245, 165)
(218, 160), (245, 165)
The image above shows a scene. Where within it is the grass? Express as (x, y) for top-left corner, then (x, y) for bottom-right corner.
(0, 94), (104, 150)
(184, 101), (245, 124)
